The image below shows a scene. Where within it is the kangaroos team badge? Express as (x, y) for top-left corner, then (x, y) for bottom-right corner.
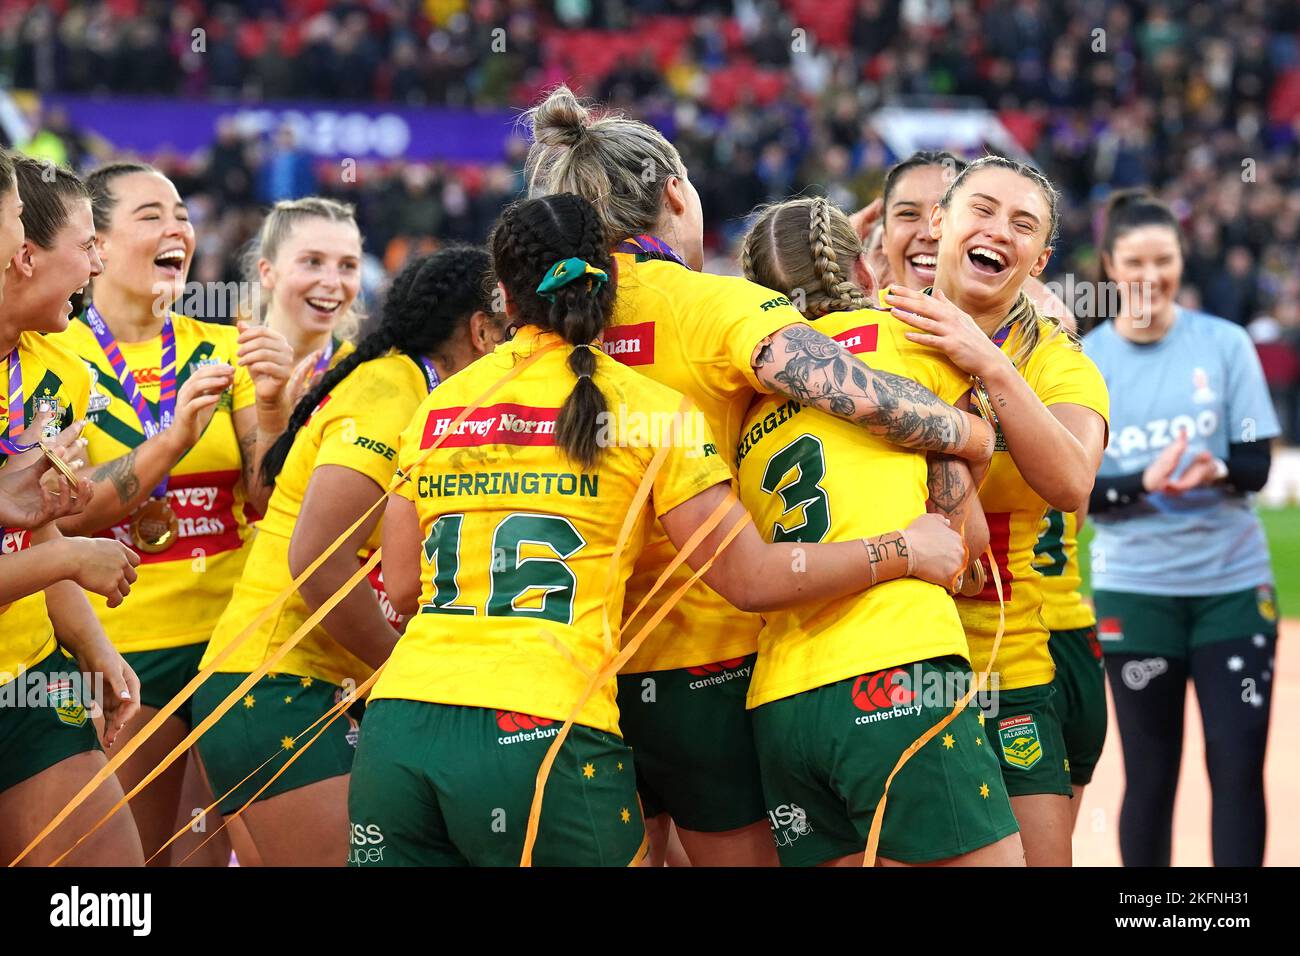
(48, 679), (88, 728)
(997, 714), (1042, 769)
(1256, 585), (1278, 624)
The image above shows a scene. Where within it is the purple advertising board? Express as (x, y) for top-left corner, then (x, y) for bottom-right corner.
(41, 94), (521, 163)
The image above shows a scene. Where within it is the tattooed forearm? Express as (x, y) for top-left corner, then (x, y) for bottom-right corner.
(238, 428), (257, 481)
(926, 454), (969, 517)
(91, 447), (142, 504)
(755, 325), (972, 454)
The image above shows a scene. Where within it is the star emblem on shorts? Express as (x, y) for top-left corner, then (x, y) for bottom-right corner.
(284, 696), (294, 704)
(582, 763), (596, 779)
(1228, 656), (1244, 672)
(979, 783), (990, 799)
(300, 676), (313, 687)
(617, 761), (624, 772)
(243, 694), (255, 708)
(975, 736), (982, 745)
(942, 733), (955, 750)
(977, 713), (986, 726)
(620, 807), (631, 824)
(281, 736), (295, 750)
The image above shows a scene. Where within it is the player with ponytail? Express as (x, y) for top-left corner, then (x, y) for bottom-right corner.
(736, 195), (1023, 866)
(523, 86), (995, 865)
(885, 156), (1111, 866)
(349, 192), (968, 867)
(194, 247), (502, 866)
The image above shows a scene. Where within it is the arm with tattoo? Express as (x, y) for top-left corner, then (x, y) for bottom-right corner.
(234, 405), (275, 514)
(926, 453), (988, 558)
(57, 435), (188, 535)
(753, 324), (994, 462)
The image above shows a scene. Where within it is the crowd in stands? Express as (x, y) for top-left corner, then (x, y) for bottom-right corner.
(4, 0), (1300, 433)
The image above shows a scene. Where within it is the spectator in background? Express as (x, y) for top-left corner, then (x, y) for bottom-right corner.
(257, 125), (316, 205)
(205, 118), (256, 208)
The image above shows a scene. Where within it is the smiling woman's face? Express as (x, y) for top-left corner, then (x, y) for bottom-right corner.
(932, 165), (1054, 316)
(883, 164), (948, 289)
(95, 171), (195, 309)
(260, 216), (362, 337)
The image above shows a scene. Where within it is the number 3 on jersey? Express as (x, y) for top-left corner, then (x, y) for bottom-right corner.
(421, 512), (586, 624)
(760, 434), (830, 543)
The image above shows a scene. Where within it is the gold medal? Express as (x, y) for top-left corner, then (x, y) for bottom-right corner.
(131, 498), (179, 554)
(41, 444), (81, 497)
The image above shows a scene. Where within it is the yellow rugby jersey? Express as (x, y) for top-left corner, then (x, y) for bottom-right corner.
(241, 336), (355, 527)
(736, 308), (974, 708)
(371, 327), (732, 734)
(957, 320), (1109, 689)
(203, 352), (430, 687)
(0, 332), (90, 682)
(605, 251), (805, 672)
(1034, 509), (1096, 632)
(56, 312), (256, 652)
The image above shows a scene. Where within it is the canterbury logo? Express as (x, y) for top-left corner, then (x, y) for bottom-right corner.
(851, 668), (915, 711)
(495, 711), (555, 733)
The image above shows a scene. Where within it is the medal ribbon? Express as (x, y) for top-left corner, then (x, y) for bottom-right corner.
(417, 355), (440, 393)
(613, 233), (689, 268)
(312, 336), (336, 381)
(1, 348), (38, 456)
(85, 305), (177, 498)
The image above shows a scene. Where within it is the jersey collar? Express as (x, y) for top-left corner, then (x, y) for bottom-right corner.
(613, 234), (690, 269)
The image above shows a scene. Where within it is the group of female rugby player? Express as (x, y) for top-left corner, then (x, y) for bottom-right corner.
(0, 84), (1276, 867)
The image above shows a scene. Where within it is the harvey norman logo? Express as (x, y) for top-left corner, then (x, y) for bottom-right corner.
(601, 321), (654, 366)
(832, 325), (879, 355)
(421, 403), (559, 449)
(50, 886), (151, 936)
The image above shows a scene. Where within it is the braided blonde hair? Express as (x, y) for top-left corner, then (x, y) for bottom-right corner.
(740, 196), (869, 317)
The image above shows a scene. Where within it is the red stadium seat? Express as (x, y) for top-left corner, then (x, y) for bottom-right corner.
(1256, 341), (1300, 389)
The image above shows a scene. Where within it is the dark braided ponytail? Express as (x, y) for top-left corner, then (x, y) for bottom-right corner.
(260, 245), (493, 486)
(489, 193), (615, 469)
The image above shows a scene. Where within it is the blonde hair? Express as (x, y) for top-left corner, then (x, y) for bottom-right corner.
(740, 196), (869, 317)
(243, 196), (364, 340)
(938, 155), (1075, 368)
(522, 85), (686, 242)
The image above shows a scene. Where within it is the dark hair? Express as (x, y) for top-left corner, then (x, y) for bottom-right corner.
(85, 162), (156, 232)
(1099, 188), (1183, 278)
(489, 193), (614, 469)
(0, 149), (14, 199)
(260, 245), (494, 485)
(881, 150), (967, 224)
(12, 157), (90, 248)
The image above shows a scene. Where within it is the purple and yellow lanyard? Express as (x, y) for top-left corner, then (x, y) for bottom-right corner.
(417, 355), (440, 393)
(614, 234), (689, 268)
(312, 337), (337, 381)
(1, 348), (39, 456)
(86, 304), (177, 500)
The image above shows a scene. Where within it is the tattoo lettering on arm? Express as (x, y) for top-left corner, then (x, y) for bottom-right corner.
(865, 532), (908, 564)
(926, 455), (969, 517)
(91, 447), (142, 504)
(754, 325), (969, 453)
(238, 427), (260, 494)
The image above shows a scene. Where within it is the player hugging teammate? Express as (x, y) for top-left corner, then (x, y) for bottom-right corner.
(2, 102), (1147, 869)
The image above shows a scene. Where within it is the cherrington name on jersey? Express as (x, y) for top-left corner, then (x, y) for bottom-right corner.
(371, 327), (732, 735)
